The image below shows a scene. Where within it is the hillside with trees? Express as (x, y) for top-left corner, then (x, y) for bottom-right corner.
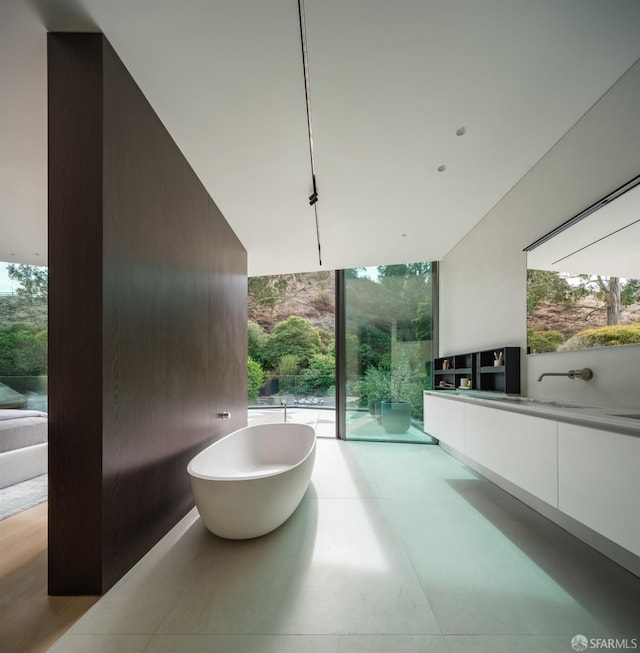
(247, 272), (335, 402)
(248, 271), (335, 332)
(527, 269), (640, 352)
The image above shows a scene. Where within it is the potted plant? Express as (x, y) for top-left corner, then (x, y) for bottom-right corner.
(380, 356), (414, 434)
(355, 366), (391, 420)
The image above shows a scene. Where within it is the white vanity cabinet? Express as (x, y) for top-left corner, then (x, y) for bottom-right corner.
(424, 393), (558, 506)
(558, 423), (640, 557)
(423, 393), (465, 451)
(423, 391), (640, 570)
(464, 403), (558, 507)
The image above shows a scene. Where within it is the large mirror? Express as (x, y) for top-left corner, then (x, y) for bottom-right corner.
(525, 175), (640, 354)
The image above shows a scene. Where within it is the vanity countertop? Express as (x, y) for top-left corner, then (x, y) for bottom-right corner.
(424, 389), (640, 437)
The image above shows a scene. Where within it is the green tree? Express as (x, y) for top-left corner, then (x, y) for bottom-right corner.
(0, 294), (47, 330)
(7, 264), (48, 301)
(248, 320), (267, 364)
(248, 275), (291, 314)
(266, 316), (321, 368)
(344, 264), (432, 407)
(358, 324), (391, 370)
(277, 354), (301, 394)
(413, 297), (433, 342)
(317, 328), (335, 354)
(526, 269), (579, 314)
(247, 357), (266, 403)
(590, 275), (640, 325)
(1, 264), (48, 332)
(594, 276), (621, 325)
(299, 353), (335, 396)
(354, 366), (390, 409)
(0, 324), (48, 376)
(621, 278), (640, 307)
(376, 264), (432, 334)
(277, 354), (300, 376)
(574, 275), (640, 326)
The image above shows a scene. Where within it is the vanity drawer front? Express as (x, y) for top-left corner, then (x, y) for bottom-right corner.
(424, 394), (465, 451)
(558, 423), (640, 557)
(464, 403), (558, 507)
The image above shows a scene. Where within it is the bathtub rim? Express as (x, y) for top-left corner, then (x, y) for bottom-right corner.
(187, 422), (316, 483)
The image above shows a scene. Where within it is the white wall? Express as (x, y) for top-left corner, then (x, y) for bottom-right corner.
(440, 58), (640, 409)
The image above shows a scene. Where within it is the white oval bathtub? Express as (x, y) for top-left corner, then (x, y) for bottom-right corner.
(187, 422), (316, 539)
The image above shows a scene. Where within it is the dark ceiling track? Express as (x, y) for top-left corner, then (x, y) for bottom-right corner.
(297, 0), (322, 266)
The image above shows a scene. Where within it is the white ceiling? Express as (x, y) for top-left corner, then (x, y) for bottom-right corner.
(2, 0), (640, 276)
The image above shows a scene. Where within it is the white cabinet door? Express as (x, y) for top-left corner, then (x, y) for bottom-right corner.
(423, 394), (465, 452)
(558, 423), (640, 557)
(464, 403), (558, 507)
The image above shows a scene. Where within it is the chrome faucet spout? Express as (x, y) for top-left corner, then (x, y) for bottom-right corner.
(537, 368), (593, 382)
(537, 372), (568, 382)
(281, 399), (287, 422)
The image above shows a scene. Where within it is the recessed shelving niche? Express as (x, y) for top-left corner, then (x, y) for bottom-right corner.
(433, 346), (520, 394)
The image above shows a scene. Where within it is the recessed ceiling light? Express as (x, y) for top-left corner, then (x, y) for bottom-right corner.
(437, 164), (446, 172)
(456, 126), (466, 136)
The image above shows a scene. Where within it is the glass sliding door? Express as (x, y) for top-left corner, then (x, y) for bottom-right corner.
(340, 263), (436, 443)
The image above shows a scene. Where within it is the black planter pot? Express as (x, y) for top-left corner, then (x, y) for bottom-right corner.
(380, 400), (412, 434)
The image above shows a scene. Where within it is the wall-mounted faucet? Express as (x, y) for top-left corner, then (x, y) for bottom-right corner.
(537, 368), (593, 382)
(281, 399), (287, 422)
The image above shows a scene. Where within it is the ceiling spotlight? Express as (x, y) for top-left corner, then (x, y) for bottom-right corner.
(456, 126), (466, 136)
(437, 164), (446, 172)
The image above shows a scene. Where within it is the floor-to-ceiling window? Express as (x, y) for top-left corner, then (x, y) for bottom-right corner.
(338, 263), (437, 443)
(0, 261), (48, 518)
(247, 271), (337, 437)
(0, 262), (48, 411)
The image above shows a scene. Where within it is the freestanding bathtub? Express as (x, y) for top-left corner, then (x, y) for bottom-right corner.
(187, 422), (316, 539)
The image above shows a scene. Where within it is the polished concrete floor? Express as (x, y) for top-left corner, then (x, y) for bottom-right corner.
(46, 439), (640, 652)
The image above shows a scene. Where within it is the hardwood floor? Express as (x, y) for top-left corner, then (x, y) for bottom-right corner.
(0, 503), (97, 653)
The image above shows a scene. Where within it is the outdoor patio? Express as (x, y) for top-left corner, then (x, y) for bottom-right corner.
(248, 406), (437, 444)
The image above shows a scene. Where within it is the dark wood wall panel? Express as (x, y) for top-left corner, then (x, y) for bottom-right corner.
(48, 34), (105, 596)
(48, 34), (247, 595)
